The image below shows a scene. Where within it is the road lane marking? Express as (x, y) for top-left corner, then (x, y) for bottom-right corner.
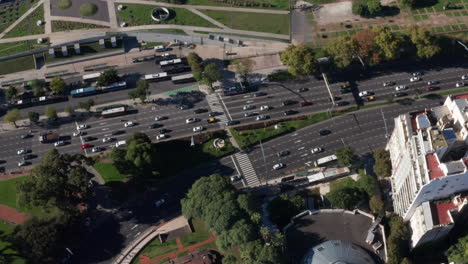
(131, 224), (138, 230)
(301, 154), (308, 157)
(102, 128), (109, 131)
(298, 147), (304, 150)
(294, 140), (302, 143)
(134, 232), (141, 237)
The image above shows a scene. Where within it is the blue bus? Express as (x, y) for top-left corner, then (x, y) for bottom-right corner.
(71, 86), (98, 97)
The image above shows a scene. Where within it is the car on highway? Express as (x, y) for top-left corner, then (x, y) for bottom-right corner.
(283, 110), (297, 116)
(336, 101), (349, 106)
(102, 137), (113, 143)
(54, 141), (65, 147)
(340, 87), (352, 94)
(277, 151), (290, 157)
(297, 88), (309, 93)
(148, 123), (162, 129)
(17, 148), (28, 155)
(260, 105), (270, 111)
(383, 81), (395, 87)
(124, 121), (135, 127)
(244, 112), (255, 117)
(359, 91), (372, 97)
(179, 104), (191, 110)
(186, 118), (198, 124)
(328, 96), (341, 102)
(456, 82), (465, 88)
(319, 129), (331, 136)
(395, 85), (407, 91)
(73, 131), (82, 137)
(77, 124), (88, 130)
(230, 175), (241, 182)
(115, 141), (126, 148)
(208, 112), (220, 117)
(243, 105), (255, 110)
(111, 130), (124, 135)
(83, 136), (93, 142)
(299, 101), (312, 107)
(80, 144), (91, 149)
(207, 118), (217, 123)
(425, 86), (439, 91)
(341, 82), (350, 89)
(462, 75), (468, 80)
(20, 134), (31, 139)
(410, 76), (421, 82)
(256, 115), (269, 121)
(159, 129), (169, 134)
(22, 154), (33, 160)
(91, 147), (103, 153)
(227, 120), (240, 126)
(155, 116), (166, 121)
(427, 80), (439, 85)
(156, 134), (167, 140)
(273, 163), (285, 170)
(18, 160), (27, 167)
(282, 100), (295, 106)
(254, 92), (266, 97)
(412, 72), (422, 76)
(394, 92), (407, 97)
(155, 199), (165, 207)
(367, 96), (376, 101)
(311, 147), (323, 154)
(193, 126), (204, 132)
(193, 108), (208, 114)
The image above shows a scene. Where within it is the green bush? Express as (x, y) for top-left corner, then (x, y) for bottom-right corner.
(79, 3), (98, 16)
(57, 0), (72, 9)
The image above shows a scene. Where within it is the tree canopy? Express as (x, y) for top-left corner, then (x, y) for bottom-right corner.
(387, 214), (410, 264)
(445, 235), (468, 263)
(45, 106), (58, 121)
(326, 177), (367, 210)
(325, 36), (358, 68)
(201, 63), (222, 88)
(335, 146), (358, 167)
(96, 69), (119, 87)
(50, 77), (66, 95)
(128, 80), (149, 103)
(77, 99), (94, 111)
(373, 148), (392, 177)
(373, 27), (401, 60)
(5, 86), (17, 101)
(267, 194), (305, 228)
(28, 111), (40, 123)
(406, 25), (441, 59)
(352, 0), (382, 16)
(4, 109), (21, 128)
(239, 239), (286, 264)
(280, 44), (317, 76)
(187, 52), (203, 74)
(352, 29), (381, 65)
(234, 58), (255, 82)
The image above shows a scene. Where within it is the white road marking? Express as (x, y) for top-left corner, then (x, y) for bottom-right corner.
(301, 154), (308, 157)
(131, 224), (138, 230)
(134, 232), (141, 237)
(100, 122), (107, 125)
(295, 140), (302, 143)
(298, 147), (305, 150)
(102, 128), (109, 131)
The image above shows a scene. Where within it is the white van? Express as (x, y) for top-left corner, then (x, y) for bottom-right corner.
(115, 140), (127, 148)
(154, 45), (167, 52)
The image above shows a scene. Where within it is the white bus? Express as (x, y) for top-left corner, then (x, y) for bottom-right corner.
(101, 106), (127, 118)
(160, 58), (182, 67)
(101, 81), (127, 92)
(144, 72), (170, 82)
(314, 154), (338, 167)
(171, 73), (195, 84)
(83, 72), (102, 82)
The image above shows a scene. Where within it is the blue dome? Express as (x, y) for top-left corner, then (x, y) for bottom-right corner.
(301, 240), (376, 264)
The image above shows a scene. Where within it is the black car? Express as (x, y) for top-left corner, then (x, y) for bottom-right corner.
(179, 104), (191, 110)
(383, 81), (395, 87)
(336, 101), (349, 106)
(319, 129), (331, 136)
(394, 92), (407, 97)
(340, 88), (352, 94)
(22, 154), (34, 160)
(297, 88), (309, 93)
(328, 96), (341, 102)
(277, 151), (290, 157)
(83, 136), (93, 142)
(159, 129), (169, 134)
(282, 100), (295, 106)
(209, 112), (220, 117)
(283, 110), (297, 116)
(20, 134), (31, 139)
(148, 123), (162, 129)
(254, 92), (266, 97)
(193, 108), (208, 114)
(227, 120), (240, 126)
(111, 130), (124, 135)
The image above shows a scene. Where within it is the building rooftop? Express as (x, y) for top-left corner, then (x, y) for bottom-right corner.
(453, 94), (468, 100)
(430, 129), (448, 149)
(426, 153), (445, 180)
(430, 200), (457, 226)
(302, 240), (376, 264)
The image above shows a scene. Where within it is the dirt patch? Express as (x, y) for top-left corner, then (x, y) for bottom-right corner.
(0, 204), (30, 224)
(315, 1), (360, 25)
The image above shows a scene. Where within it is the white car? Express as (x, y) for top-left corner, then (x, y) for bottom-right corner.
(273, 163), (284, 170)
(256, 115), (269, 121)
(311, 147), (323, 154)
(156, 134), (167, 140)
(102, 137), (113, 143)
(456, 82), (466, 88)
(260, 105), (270, 111)
(230, 175), (241, 182)
(54, 141), (65, 147)
(193, 126), (204, 132)
(18, 160), (27, 167)
(73, 131), (82, 137)
(462, 75), (468, 80)
(427, 80), (439, 85)
(243, 105), (255, 110)
(91, 147), (102, 153)
(412, 72), (422, 76)
(358, 91), (370, 97)
(155, 116), (164, 121)
(155, 199), (165, 207)
(410, 76), (421, 82)
(77, 124), (88, 130)
(17, 148), (27, 155)
(395, 85), (407, 91)
(186, 118), (198, 124)
(124, 121), (135, 127)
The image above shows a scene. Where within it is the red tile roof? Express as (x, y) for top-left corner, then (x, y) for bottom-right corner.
(432, 201), (458, 226)
(453, 94), (468, 100)
(426, 153), (445, 180)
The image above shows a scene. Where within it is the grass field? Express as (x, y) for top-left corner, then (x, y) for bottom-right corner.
(51, 20), (108, 32)
(184, 0), (290, 9)
(117, 4), (216, 28)
(136, 236), (179, 260)
(0, 41), (48, 57)
(0, 55), (35, 75)
(180, 219), (210, 247)
(93, 162), (128, 183)
(200, 9), (289, 34)
(4, 4), (44, 38)
(141, 28), (187, 34)
(0, 0), (37, 34)
(0, 221), (26, 264)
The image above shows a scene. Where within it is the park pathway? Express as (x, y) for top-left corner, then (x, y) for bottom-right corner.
(0, 0), (45, 39)
(44, 0), (52, 34)
(187, 8), (229, 29)
(107, 0), (120, 28)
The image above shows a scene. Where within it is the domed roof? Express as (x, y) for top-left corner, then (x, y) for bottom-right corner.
(301, 240), (376, 264)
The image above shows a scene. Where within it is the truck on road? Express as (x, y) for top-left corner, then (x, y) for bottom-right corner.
(39, 133), (59, 143)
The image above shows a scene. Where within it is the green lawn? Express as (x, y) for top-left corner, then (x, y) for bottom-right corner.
(0, 55), (35, 75)
(93, 162), (128, 183)
(0, 40), (48, 57)
(51, 20), (109, 32)
(142, 28), (187, 34)
(0, 176), (47, 217)
(180, 219), (210, 247)
(116, 4), (216, 27)
(4, 4), (44, 38)
(0, 0), (36, 34)
(0, 221), (26, 264)
(136, 235), (179, 259)
(201, 138), (234, 158)
(201, 9), (289, 34)
(185, 0), (290, 9)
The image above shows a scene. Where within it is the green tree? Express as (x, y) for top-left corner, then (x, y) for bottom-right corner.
(45, 106), (58, 121)
(268, 194), (305, 228)
(64, 106), (74, 116)
(399, 0), (414, 8)
(222, 255), (237, 264)
(96, 69), (119, 87)
(234, 58), (255, 83)
(373, 148), (392, 177)
(369, 195), (384, 213)
(325, 36), (358, 68)
(31, 79), (45, 97)
(28, 111), (40, 123)
(327, 187), (365, 210)
(280, 44), (317, 76)
(4, 109), (21, 128)
(17, 149), (93, 211)
(373, 27), (401, 60)
(357, 170), (377, 197)
(216, 219), (256, 251)
(406, 25), (441, 59)
(78, 99), (94, 111)
(335, 146), (358, 167)
(387, 214), (410, 264)
(352, 29), (381, 65)
(5, 86), (17, 101)
(201, 63), (222, 88)
(128, 80), (148, 103)
(367, 0), (382, 14)
(50, 77), (66, 94)
(352, 0), (367, 15)
(445, 235), (468, 263)
(187, 52), (203, 75)
(239, 240), (286, 264)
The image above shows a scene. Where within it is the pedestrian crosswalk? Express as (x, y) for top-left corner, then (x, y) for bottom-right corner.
(205, 93), (229, 125)
(235, 152), (260, 186)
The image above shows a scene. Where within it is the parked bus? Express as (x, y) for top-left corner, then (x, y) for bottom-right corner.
(83, 72), (102, 82)
(144, 72), (170, 82)
(160, 58), (182, 67)
(101, 106), (127, 118)
(71, 86), (98, 97)
(101, 81), (127, 92)
(314, 154), (338, 167)
(171, 73), (195, 84)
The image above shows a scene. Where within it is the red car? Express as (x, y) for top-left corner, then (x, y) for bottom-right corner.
(80, 144), (91, 149)
(299, 101), (312, 107)
(425, 86), (439, 91)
